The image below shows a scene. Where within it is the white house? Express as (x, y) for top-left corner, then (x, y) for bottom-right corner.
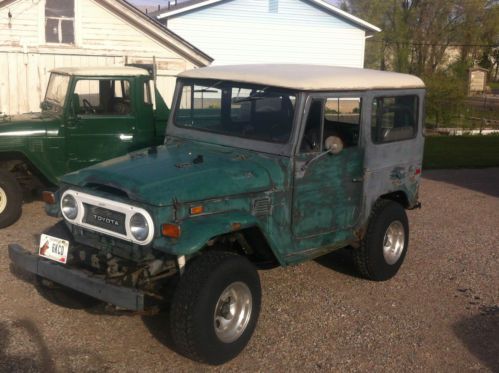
(0, 0), (212, 115)
(153, 0), (380, 67)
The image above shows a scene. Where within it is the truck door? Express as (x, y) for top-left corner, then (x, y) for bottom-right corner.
(65, 78), (137, 171)
(292, 96), (364, 238)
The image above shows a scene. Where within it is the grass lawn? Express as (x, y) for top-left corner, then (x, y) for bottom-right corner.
(423, 136), (499, 169)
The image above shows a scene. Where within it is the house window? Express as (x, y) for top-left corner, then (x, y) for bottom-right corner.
(269, 0), (278, 13)
(45, 0), (75, 44)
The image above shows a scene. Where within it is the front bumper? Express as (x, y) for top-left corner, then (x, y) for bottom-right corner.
(8, 244), (145, 311)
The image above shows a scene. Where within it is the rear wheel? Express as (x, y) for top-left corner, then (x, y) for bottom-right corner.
(353, 200), (409, 281)
(170, 251), (261, 365)
(0, 170), (22, 228)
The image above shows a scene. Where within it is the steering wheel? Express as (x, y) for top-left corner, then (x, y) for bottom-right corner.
(82, 99), (96, 114)
(302, 131), (320, 152)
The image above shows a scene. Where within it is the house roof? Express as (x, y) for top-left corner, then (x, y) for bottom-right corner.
(155, 0), (381, 33)
(0, 0), (213, 66)
(51, 66), (150, 77)
(178, 64), (425, 91)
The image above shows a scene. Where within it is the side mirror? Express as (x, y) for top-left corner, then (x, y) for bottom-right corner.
(324, 136), (344, 155)
(40, 101), (50, 111)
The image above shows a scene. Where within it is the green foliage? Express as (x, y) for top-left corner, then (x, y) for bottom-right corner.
(424, 135), (499, 169)
(424, 69), (467, 127)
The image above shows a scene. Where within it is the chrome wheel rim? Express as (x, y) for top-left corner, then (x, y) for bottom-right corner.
(214, 281), (252, 343)
(383, 221), (405, 265)
(0, 187), (7, 214)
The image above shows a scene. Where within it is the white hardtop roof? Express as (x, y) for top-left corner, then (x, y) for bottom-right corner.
(50, 66), (150, 77)
(179, 64), (425, 91)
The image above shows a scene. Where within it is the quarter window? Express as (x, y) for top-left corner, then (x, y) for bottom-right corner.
(45, 0), (75, 44)
(371, 96), (418, 143)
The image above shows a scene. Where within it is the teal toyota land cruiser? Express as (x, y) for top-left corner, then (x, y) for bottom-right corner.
(9, 64), (425, 365)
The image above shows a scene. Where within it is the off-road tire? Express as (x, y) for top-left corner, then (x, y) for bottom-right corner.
(353, 199), (409, 281)
(0, 170), (22, 228)
(170, 251), (261, 365)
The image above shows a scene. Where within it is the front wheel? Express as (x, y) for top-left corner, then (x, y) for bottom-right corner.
(170, 251), (261, 365)
(353, 200), (409, 281)
(0, 170), (22, 228)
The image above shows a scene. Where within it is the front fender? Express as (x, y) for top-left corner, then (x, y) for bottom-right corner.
(152, 211), (263, 256)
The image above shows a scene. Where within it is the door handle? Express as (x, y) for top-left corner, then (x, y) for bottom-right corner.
(352, 177), (363, 183)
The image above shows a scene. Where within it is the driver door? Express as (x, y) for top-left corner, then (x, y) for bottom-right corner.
(65, 78), (136, 171)
(292, 96), (365, 238)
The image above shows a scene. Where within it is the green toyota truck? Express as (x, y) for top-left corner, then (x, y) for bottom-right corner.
(0, 66), (169, 227)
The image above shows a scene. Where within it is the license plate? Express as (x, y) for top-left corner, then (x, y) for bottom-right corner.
(39, 234), (69, 264)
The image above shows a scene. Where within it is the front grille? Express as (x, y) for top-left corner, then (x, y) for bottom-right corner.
(83, 204), (127, 235)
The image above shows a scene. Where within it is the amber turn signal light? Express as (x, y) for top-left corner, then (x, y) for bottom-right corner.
(42, 191), (56, 205)
(161, 224), (181, 238)
(190, 205), (204, 215)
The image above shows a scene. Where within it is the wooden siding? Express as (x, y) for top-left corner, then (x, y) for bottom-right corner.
(0, 0), (201, 115)
(166, 0), (367, 67)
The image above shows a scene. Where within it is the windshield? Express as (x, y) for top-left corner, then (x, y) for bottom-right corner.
(45, 73), (70, 106)
(174, 79), (296, 144)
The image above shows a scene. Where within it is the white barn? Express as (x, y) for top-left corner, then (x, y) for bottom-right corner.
(0, 0), (212, 115)
(154, 0), (380, 67)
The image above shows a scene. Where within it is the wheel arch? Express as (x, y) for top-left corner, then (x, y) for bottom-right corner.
(204, 225), (281, 269)
(0, 151), (51, 186)
(379, 190), (410, 209)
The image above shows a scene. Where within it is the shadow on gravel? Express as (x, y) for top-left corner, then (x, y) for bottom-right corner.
(452, 308), (499, 372)
(142, 312), (181, 356)
(0, 320), (55, 372)
(314, 247), (361, 279)
(423, 169), (499, 198)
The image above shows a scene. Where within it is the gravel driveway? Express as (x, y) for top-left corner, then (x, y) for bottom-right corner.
(0, 168), (498, 372)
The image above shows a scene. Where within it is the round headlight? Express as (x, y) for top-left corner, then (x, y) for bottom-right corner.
(130, 213), (149, 241)
(61, 194), (78, 220)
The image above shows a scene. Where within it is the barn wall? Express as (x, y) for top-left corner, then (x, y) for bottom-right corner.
(166, 0), (367, 66)
(0, 0), (200, 115)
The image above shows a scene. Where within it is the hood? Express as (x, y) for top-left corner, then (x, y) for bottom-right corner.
(0, 112), (56, 138)
(61, 139), (283, 206)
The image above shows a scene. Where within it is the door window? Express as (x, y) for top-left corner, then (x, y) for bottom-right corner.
(371, 95), (418, 143)
(300, 97), (362, 153)
(73, 79), (132, 115)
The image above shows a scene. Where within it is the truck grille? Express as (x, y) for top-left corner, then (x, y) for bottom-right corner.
(83, 204), (126, 235)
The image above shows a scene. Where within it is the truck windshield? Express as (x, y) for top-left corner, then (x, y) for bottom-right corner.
(45, 73), (70, 107)
(174, 79), (296, 144)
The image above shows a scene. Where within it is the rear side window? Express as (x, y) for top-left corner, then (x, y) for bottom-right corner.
(371, 95), (418, 143)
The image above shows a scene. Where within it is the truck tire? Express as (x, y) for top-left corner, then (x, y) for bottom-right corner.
(353, 199), (409, 281)
(170, 251), (261, 365)
(0, 170), (22, 228)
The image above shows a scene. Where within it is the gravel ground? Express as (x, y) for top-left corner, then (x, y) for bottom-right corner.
(0, 168), (498, 372)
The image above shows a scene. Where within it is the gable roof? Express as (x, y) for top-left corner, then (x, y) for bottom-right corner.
(0, 0), (213, 66)
(155, 0), (381, 33)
